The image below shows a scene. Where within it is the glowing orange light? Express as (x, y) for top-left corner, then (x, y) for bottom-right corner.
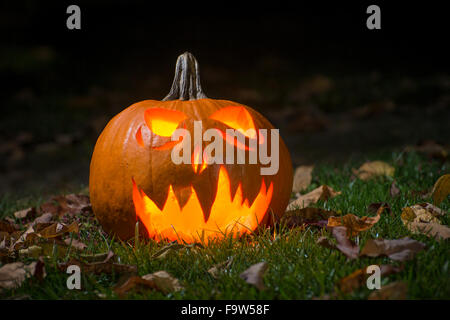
(214, 129), (255, 151)
(210, 106), (257, 139)
(132, 166), (273, 243)
(144, 108), (187, 137)
(191, 145), (208, 174)
(191, 145), (207, 174)
(258, 130), (265, 145)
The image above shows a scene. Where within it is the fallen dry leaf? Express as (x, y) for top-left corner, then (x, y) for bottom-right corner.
(31, 212), (54, 226)
(330, 226), (360, 260)
(39, 194), (91, 218)
(114, 276), (157, 297)
(352, 161), (395, 180)
(367, 202), (391, 215)
(208, 257), (234, 279)
(0, 221), (18, 234)
(360, 237), (426, 261)
(368, 281), (408, 300)
(390, 181), (401, 198)
(401, 203), (444, 223)
(317, 227), (359, 259)
(287, 185), (341, 210)
(59, 250), (137, 275)
(401, 204), (449, 240)
(316, 236), (335, 249)
(0, 258), (46, 291)
(339, 265), (403, 294)
(11, 220), (80, 252)
(64, 238), (87, 251)
(431, 174), (450, 205)
(13, 207), (36, 220)
(114, 271), (183, 297)
(292, 165), (314, 193)
(281, 208), (337, 229)
(328, 205), (387, 237)
(142, 271), (183, 294)
(404, 221), (450, 240)
(38, 221), (79, 239)
(240, 262), (268, 290)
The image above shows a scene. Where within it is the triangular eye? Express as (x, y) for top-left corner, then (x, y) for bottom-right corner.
(209, 106), (256, 139)
(144, 108), (187, 137)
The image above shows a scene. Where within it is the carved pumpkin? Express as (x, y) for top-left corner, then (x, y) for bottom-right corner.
(89, 52), (293, 242)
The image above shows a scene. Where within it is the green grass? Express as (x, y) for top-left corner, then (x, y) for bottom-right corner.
(1, 152), (449, 300)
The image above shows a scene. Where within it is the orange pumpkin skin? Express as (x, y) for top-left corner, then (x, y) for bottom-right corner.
(89, 54), (293, 242)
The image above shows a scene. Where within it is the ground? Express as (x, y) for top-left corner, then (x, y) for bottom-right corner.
(1, 152), (449, 299)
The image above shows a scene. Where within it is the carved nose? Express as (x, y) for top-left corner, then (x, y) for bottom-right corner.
(192, 145), (207, 174)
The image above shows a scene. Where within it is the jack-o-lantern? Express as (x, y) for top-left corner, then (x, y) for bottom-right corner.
(89, 52), (293, 243)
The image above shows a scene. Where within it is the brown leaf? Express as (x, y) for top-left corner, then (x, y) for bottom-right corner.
(38, 202), (60, 217)
(114, 271), (183, 297)
(316, 236), (335, 249)
(32, 257), (46, 282)
(38, 221), (79, 239)
(367, 202), (391, 215)
(368, 281), (408, 300)
(405, 221), (450, 240)
(287, 185), (341, 210)
(431, 174), (450, 205)
(142, 271), (183, 294)
(38, 194), (92, 219)
(360, 237), (426, 261)
(208, 257), (234, 279)
(281, 208), (337, 229)
(0, 259), (46, 291)
(114, 276), (157, 297)
(59, 251), (136, 275)
(292, 165), (314, 193)
(13, 207), (36, 220)
(401, 204), (449, 240)
(330, 226), (360, 260)
(0, 220), (18, 233)
(390, 181), (401, 198)
(240, 262), (268, 290)
(339, 265), (403, 294)
(317, 227), (359, 259)
(64, 238), (87, 251)
(31, 212), (54, 226)
(402, 203), (445, 222)
(11, 224), (38, 251)
(56, 194), (92, 216)
(328, 205), (386, 237)
(352, 161), (395, 180)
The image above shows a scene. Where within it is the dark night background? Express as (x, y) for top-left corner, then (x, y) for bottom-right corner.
(0, 1), (449, 198)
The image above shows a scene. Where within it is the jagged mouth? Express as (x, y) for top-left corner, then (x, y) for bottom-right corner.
(132, 165), (274, 243)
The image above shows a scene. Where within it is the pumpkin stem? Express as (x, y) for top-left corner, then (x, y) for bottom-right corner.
(163, 52), (208, 101)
